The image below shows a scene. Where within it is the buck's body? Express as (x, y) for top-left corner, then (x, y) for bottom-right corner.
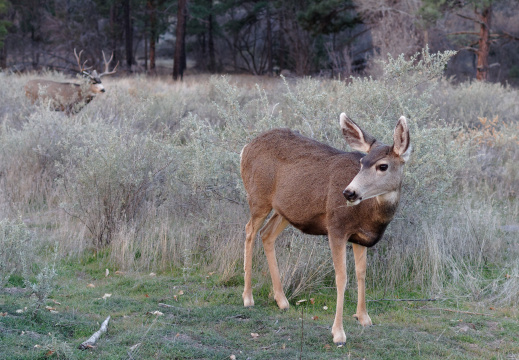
(240, 114), (411, 345)
(241, 129), (397, 246)
(25, 79), (96, 114)
(24, 49), (117, 115)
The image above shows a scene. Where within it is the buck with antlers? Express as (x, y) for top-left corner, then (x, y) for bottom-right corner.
(25, 49), (118, 115)
(240, 113), (411, 345)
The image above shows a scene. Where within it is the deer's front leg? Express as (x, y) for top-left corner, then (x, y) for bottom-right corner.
(329, 236), (347, 345)
(352, 243), (372, 326)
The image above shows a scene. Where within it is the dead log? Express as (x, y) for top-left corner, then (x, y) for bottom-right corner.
(78, 315), (111, 350)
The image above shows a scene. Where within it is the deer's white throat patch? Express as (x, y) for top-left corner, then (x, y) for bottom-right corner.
(376, 191), (399, 205)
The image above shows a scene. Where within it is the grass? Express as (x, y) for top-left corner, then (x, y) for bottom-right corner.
(1, 256), (518, 359)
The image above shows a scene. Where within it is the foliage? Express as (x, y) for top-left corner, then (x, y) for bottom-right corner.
(0, 0), (10, 50)
(176, 75), (284, 202)
(297, 0), (359, 36)
(55, 121), (176, 249)
(0, 217), (32, 288)
(1, 51), (519, 309)
(0, 217), (59, 318)
(21, 245), (58, 317)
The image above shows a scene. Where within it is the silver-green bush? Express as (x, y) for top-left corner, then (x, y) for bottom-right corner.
(1, 50), (518, 305)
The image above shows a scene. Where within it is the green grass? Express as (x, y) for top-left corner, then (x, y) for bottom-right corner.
(1, 256), (518, 359)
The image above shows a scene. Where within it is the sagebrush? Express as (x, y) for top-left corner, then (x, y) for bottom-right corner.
(0, 49), (518, 305)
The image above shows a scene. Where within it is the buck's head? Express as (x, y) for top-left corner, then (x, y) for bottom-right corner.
(75, 48), (118, 95)
(83, 70), (105, 94)
(340, 113), (411, 206)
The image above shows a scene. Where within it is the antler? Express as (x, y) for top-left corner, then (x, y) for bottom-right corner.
(73, 48), (92, 73)
(99, 51), (119, 77)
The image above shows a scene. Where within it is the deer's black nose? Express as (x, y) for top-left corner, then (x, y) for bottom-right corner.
(101, 88), (106, 93)
(343, 189), (360, 202)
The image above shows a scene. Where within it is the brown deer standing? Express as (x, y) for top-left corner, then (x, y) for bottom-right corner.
(240, 113), (411, 345)
(25, 49), (118, 115)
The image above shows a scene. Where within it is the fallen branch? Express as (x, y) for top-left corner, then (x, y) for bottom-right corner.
(78, 315), (111, 350)
(419, 308), (491, 316)
(159, 303), (186, 310)
(367, 298), (440, 302)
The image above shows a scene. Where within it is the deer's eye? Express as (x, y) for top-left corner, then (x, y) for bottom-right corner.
(378, 164), (388, 171)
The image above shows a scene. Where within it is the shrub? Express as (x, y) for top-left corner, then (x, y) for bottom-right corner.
(0, 217), (59, 315)
(2, 56), (518, 305)
(56, 120), (176, 249)
(0, 217), (32, 288)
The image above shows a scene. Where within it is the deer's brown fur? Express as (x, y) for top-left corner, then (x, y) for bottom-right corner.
(24, 49), (118, 115)
(240, 113), (411, 345)
(25, 79), (103, 115)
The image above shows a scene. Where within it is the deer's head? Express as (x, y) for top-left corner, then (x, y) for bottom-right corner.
(75, 48), (118, 95)
(340, 113), (411, 206)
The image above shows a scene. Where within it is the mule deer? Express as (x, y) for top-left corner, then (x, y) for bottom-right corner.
(240, 113), (411, 345)
(25, 49), (118, 115)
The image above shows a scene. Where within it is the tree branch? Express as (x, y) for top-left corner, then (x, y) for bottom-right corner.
(79, 316), (111, 349)
(419, 308), (491, 316)
(448, 31), (480, 36)
(500, 31), (519, 41)
(367, 298), (440, 302)
(458, 46), (478, 53)
(456, 13), (484, 26)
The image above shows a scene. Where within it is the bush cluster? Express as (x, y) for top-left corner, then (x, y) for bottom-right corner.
(0, 49), (518, 304)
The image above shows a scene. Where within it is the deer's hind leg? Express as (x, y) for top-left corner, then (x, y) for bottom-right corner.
(260, 211), (289, 310)
(243, 205), (271, 308)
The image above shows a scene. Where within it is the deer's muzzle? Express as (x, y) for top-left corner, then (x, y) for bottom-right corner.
(343, 189), (362, 205)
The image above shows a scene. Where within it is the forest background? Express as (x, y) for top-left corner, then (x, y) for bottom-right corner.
(1, 0), (519, 82)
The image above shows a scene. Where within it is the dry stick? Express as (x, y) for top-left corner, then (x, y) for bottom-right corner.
(79, 315), (111, 350)
(299, 305), (304, 360)
(127, 315), (159, 360)
(420, 308), (492, 316)
(367, 298), (440, 302)
(158, 302), (185, 311)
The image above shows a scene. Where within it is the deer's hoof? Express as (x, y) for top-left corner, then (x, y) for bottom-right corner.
(243, 294), (254, 308)
(275, 296), (290, 310)
(332, 329), (346, 345)
(353, 313), (372, 327)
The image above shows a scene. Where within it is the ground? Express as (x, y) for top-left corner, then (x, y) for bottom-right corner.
(1, 255), (518, 360)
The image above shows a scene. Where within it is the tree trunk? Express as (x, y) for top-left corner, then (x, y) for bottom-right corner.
(278, 10), (286, 71)
(148, 0), (156, 73)
(144, 16), (148, 71)
(173, 0), (187, 80)
(476, 5), (491, 81)
(207, 0), (215, 73)
(266, 3), (272, 75)
(123, 0), (133, 70)
(0, 42), (6, 69)
(110, 3), (118, 64)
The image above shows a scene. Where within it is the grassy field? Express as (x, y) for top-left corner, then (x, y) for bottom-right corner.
(2, 254), (519, 359)
(1, 49), (519, 358)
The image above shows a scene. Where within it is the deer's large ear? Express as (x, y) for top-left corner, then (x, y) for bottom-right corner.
(392, 116), (411, 162)
(340, 113), (376, 153)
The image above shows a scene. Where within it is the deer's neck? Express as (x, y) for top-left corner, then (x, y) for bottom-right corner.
(348, 190), (401, 248)
(374, 190), (401, 223)
(376, 190), (400, 207)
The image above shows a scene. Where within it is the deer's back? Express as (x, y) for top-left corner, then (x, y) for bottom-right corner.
(25, 79), (82, 103)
